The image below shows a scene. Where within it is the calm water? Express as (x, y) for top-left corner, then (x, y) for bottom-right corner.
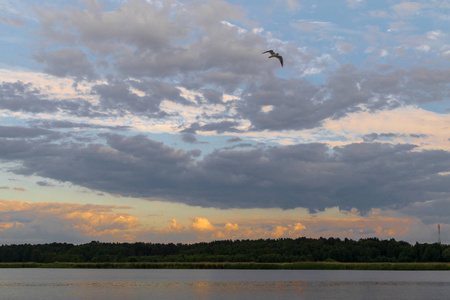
(0, 269), (449, 299)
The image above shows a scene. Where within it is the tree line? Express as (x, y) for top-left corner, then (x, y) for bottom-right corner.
(1, 238), (449, 263)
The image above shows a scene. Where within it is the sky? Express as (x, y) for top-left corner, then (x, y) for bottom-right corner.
(0, 0), (449, 245)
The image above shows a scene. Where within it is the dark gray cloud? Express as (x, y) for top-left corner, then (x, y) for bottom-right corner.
(0, 125), (56, 138)
(0, 80), (102, 118)
(28, 120), (131, 131)
(410, 133), (428, 139)
(20, 0), (449, 133)
(200, 121), (242, 133)
(33, 0), (187, 54)
(34, 48), (97, 81)
(36, 180), (54, 187)
(236, 64), (450, 131)
(1, 133), (450, 216)
(181, 133), (198, 144)
(199, 89), (223, 104)
(363, 133), (430, 142)
(222, 143), (254, 150)
(237, 75), (334, 130)
(0, 81), (58, 113)
(0, 79), (181, 119)
(363, 133), (381, 142)
(227, 137), (242, 143)
(93, 82), (161, 116)
(2, 0), (449, 234)
(181, 121), (242, 134)
(31, 0), (275, 88)
(0, 16), (26, 27)
(92, 80), (191, 117)
(362, 133), (401, 142)
(401, 198), (450, 225)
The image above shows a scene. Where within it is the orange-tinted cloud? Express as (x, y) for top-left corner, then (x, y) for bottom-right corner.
(0, 186), (26, 191)
(0, 222), (16, 231)
(214, 222), (239, 239)
(225, 222), (239, 231)
(159, 208), (414, 242)
(0, 199), (417, 243)
(167, 218), (184, 232)
(177, 217), (308, 241)
(0, 199), (140, 242)
(191, 217), (215, 232)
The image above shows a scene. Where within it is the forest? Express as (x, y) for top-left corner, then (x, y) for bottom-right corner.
(1, 238), (449, 264)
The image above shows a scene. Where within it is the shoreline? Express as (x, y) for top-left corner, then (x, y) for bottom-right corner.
(1, 262), (449, 270)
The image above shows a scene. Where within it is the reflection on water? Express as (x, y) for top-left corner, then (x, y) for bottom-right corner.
(0, 269), (449, 299)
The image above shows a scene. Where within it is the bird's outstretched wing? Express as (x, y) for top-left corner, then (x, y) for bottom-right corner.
(262, 50), (275, 55)
(277, 56), (283, 67)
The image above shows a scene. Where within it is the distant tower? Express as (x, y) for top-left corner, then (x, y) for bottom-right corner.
(438, 224), (441, 244)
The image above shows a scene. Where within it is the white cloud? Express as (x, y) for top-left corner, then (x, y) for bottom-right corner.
(417, 45), (430, 52)
(336, 41), (355, 54)
(283, 0), (300, 11)
(321, 107), (450, 150)
(392, 2), (423, 17)
(346, 0), (364, 9)
(426, 30), (445, 40)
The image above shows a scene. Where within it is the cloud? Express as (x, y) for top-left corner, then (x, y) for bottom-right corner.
(34, 0), (187, 53)
(1, 132), (450, 218)
(392, 2), (423, 17)
(321, 107), (450, 150)
(0, 186), (27, 191)
(0, 198), (422, 243)
(362, 132), (429, 143)
(181, 133), (198, 144)
(191, 217), (215, 232)
(0, 81), (58, 113)
(400, 198), (450, 225)
(182, 121), (242, 134)
(200, 89), (223, 105)
(0, 222), (20, 231)
(34, 48), (97, 81)
(92, 80), (183, 117)
(0, 125), (59, 139)
(336, 41), (355, 54)
(0, 16), (26, 27)
(165, 208), (414, 242)
(0, 80), (100, 119)
(30, 0), (265, 86)
(167, 218), (184, 233)
(278, 0), (300, 11)
(28, 120), (131, 131)
(292, 21), (315, 32)
(1, 0), (449, 245)
(346, 0), (364, 9)
(237, 64), (450, 131)
(0, 199), (139, 243)
(227, 137), (242, 143)
(165, 217), (305, 241)
(223, 143), (254, 150)
(36, 181), (54, 187)
(1, 0), (447, 135)
(369, 10), (390, 18)
(224, 222), (239, 231)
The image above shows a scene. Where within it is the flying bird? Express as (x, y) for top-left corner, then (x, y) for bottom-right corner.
(262, 50), (283, 67)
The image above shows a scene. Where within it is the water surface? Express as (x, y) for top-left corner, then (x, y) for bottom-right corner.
(0, 269), (449, 299)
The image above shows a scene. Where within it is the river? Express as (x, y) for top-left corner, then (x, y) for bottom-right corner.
(0, 269), (449, 299)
